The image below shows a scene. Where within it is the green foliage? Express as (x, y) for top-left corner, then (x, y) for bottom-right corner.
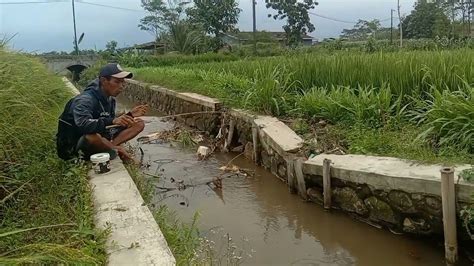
(298, 85), (405, 128)
(403, 1), (451, 39)
(139, 0), (168, 40)
(266, 0), (318, 46)
(154, 206), (201, 264)
(341, 19), (382, 41)
(187, 0), (241, 39)
(0, 49), (106, 263)
(460, 204), (474, 240)
(460, 167), (474, 183)
(243, 66), (296, 116)
(343, 125), (470, 164)
(105, 40), (118, 55)
(132, 49), (474, 163)
(176, 129), (197, 148)
(165, 20), (204, 54)
(76, 59), (106, 88)
(125, 163), (153, 203)
(413, 87), (474, 153)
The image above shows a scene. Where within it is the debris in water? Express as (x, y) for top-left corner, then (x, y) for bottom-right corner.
(231, 145), (244, 153)
(219, 164), (240, 173)
(212, 176), (223, 189)
(197, 146), (211, 160)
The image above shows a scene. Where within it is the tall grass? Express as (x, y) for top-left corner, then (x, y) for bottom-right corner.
(0, 49), (106, 263)
(126, 49), (473, 162)
(414, 86), (474, 153)
(167, 50), (474, 98)
(298, 84), (406, 128)
(153, 206), (200, 265)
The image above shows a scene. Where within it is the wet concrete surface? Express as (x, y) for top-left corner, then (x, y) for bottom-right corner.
(116, 97), (471, 266)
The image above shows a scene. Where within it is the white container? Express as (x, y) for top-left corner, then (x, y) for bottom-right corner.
(90, 153), (111, 174)
(196, 146), (211, 159)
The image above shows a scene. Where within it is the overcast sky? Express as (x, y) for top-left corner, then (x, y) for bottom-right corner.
(0, 0), (416, 53)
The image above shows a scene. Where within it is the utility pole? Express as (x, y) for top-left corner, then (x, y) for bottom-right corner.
(398, 0), (403, 48)
(452, 0), (456, 37)
(72, 0), (79, 56)
(391, 9), (394, 45)
(252, 0), (257, 54)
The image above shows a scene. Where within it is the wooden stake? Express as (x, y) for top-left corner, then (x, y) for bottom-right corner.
(323, 159), (332, 210)
(252, 125), (258, 163)
(223, 119), (235, 152)
(441, 167), (458, 265)
(286, 157), (296, 194)
(294, 158), (308, 200)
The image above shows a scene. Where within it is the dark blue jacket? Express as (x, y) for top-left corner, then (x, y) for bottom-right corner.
(56, 79), (116, 159)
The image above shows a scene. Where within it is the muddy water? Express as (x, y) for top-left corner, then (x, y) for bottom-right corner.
(116, 98), (469, 266)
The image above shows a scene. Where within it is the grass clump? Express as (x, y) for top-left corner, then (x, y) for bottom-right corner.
(127, 49), (473, 164)
(0, 49), (107, 264)
(154, 206), (201, 265)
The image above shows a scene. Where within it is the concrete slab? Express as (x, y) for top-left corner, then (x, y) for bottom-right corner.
(177, 92), (222, 110)
(150, 85), (178, 97)
(229, 108), (256, 123)
(89, 159), (176, 265)
(62, 77), (80, 95)
(303, 154), (474, 202)
(254, 116), (303, 155)
(126, 79), (143, 86)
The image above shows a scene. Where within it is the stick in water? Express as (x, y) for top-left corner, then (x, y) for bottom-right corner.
(106, 111), (223, 129)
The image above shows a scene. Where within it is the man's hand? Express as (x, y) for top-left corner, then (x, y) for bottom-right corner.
(130, 104), (149, 117)
(113, 114), (135, 128)
(115, 146), (139, 165)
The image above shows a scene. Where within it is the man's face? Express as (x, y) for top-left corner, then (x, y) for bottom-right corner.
(101, 77), (125, 97)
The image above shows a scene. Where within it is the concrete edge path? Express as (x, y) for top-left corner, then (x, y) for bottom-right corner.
(62, 78), (176, 265)
(89, 160), (176, 266)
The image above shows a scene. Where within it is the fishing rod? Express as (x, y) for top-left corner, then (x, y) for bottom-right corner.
(105, 111), (223, 129)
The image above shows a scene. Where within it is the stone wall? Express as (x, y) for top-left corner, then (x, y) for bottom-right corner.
(304, 154), (473, 240)
(123, 80), (222, 134)
(125, 79), (474, 240)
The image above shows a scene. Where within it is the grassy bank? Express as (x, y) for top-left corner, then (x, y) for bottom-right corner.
(0, 49), (106, 264)
(126, 50), (473, 164)
(125, 164), (201, 265)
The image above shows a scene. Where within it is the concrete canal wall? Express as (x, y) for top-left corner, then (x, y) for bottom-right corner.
(123, 79), (474, 240)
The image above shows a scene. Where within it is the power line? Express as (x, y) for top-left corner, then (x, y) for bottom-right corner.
(76, 0), (144, 12)
(0, 0), (66, 4)
(309, 12), (357, 24)
(309, 12), (396, 24)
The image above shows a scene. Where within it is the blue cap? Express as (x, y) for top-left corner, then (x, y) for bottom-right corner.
(99, 63), (133, 79)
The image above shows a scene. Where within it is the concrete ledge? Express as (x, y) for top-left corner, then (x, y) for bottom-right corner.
(150, 85), (178, 97)
(177, 92), (221, 110)
(229, 108), (256, 123)
(126, 80), (221, 111)
(254, 116), (303, 155)
(303, 154), (474, 202)
(62, 77), (80, 95)
(89, 160), (176, 265)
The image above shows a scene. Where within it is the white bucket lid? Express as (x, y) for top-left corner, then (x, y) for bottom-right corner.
(90, 153), (110, 163)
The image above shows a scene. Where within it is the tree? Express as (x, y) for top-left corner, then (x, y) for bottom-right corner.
(340, 19), (382, 40)
(266, 0), (318, 46)
(165, 20), (204, 54)
(105, 40), (118, 54)
(186, 0), (241, 41)
(139, 0), (168, 42)
(402, 1), (451, 39)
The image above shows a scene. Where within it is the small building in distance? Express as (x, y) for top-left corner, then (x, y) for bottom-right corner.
(221, 31), (315, 46)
